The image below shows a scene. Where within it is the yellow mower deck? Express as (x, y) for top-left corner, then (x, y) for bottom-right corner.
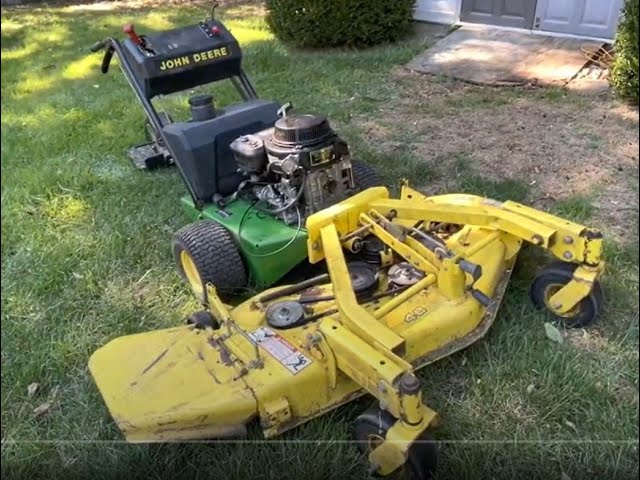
(89, 184), (605, 476)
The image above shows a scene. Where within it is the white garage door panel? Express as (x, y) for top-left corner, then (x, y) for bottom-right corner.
(414, 0), (460, 24)
(535, 0), (623, 39)
(582, 2), (615, 26)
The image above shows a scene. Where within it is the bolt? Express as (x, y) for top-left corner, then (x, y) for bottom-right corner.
(306, 333), (322, 345)
(312, 241), (320, 251)
(552, 303), (562, 310)
(531, 235), (544, 245)
(399, 373), (421, 395)
(563, 251), (573, 260)
(563, 236), (574, 244)
(377, 381), (387, 394)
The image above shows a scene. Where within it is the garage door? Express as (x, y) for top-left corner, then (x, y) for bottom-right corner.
(414, 0), (460, 24)
(460, 0), (536, 29)
(534, 0), (623, 39)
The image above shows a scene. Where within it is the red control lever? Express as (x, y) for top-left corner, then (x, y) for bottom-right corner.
(122, 23), (142, 45)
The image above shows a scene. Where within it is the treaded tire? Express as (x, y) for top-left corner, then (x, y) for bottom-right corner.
(352, 160), (383, 191)
(529, 261), (604, 329)
(172, 220), (247, 301)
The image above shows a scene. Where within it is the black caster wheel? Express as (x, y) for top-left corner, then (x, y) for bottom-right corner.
(353, 407), (438, 480)
(186, 310), (220, 330)
(529, 261), (604, 328)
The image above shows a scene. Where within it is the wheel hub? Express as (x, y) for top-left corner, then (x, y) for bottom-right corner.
(543, 283), (580, 317)
(180, 250), (203, 295)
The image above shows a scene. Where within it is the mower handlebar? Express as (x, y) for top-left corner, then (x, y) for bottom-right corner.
(90, 40), (106, 52)
(90, 37), (118, 73)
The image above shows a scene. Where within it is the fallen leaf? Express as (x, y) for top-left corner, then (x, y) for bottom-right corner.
(33, 402), (52, 417)
(544, 322), (564, 344)
(93, 84), (100, 88)
(595, 381), (604, 391)
(461, 357), (467, 367)
(526, 384), (535, 394)
(564, 420), (577, 432)
(72, 272), (84, 279)
(561, 472), (571, 480)
(27, 382), (40, 397)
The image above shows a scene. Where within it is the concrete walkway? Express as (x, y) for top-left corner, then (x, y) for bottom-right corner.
(407, 25), (604, 86)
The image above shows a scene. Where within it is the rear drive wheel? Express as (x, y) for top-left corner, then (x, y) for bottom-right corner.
(352, 160), (383, 191)
(353, 407), (438, 480)
(530, 261), (604, 328)
(172, 221), (247, 302)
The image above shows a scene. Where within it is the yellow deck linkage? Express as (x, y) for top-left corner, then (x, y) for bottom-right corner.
(89, 182), (605, 479)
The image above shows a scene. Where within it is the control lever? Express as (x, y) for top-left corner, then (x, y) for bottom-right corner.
(123, 23), (143, 46)
(210, 1), (220, 20)
(458, 259), (482, 282)
(457, 259), (493, 307)
(471, 289), (492, 307)
(410, 226), (492, 306)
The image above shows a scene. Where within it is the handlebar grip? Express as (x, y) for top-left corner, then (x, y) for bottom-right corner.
(101, 46), (115, 74)
(458, 259), (482, 281)
(90, 40), (106, 53)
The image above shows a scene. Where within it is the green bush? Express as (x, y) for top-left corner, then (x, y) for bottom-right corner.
(610, 0), (639, 103)
(265, 0), (416, 48)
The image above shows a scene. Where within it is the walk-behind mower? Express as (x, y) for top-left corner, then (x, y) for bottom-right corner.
(89, 183), (605, 479)
(91, 7), (382, 300)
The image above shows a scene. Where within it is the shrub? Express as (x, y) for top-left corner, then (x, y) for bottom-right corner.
(265, 0), (416, 48)
(610, 0), (639, 103)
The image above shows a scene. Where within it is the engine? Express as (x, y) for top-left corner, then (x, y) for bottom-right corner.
(229, 112), (356, 224)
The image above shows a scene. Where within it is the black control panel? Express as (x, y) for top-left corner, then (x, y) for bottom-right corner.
(120, 19), (243, 99)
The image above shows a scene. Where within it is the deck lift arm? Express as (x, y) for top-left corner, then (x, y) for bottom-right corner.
(205, 183), (604, 475)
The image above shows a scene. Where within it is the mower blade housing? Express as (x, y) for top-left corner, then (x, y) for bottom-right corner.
(88, 325), (257, 442)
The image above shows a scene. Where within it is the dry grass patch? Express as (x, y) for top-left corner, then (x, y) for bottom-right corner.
(354, 69), (639, 244)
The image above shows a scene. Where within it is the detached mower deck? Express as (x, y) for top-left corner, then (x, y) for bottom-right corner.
(90, 184), (605, 479)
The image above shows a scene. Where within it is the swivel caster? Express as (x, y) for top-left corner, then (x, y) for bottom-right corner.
(353, 406), (438, 480)
(530, 261), (604, 328)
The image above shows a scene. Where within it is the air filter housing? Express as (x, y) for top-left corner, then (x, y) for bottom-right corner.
(271, 114), (334, 147)
(263, 113), (347, 171)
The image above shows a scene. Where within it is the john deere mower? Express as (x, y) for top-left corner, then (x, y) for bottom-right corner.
(89, 183), (605, 479)
(91, 6), (382, 299)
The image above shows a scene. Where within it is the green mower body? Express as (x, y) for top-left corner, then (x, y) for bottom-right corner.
(91, 16), (382, 297)
(180, 196), (308, 288)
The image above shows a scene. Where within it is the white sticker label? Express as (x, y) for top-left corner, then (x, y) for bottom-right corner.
(249, 327), (312, 375)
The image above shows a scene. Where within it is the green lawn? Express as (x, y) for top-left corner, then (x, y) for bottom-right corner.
(1, 2), (638, 480)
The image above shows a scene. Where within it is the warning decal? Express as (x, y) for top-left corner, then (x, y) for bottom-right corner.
(249, 327), (312, 375)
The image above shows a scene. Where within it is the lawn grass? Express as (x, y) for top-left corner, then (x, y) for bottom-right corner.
(1, 2), (638, 480)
